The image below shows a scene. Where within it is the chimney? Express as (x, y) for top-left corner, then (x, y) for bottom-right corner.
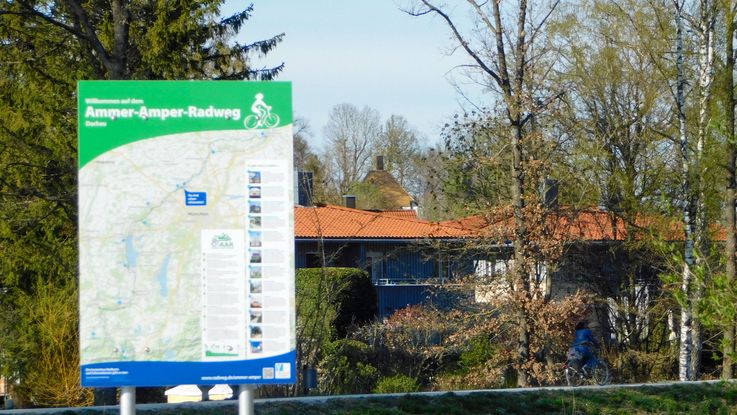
(296, 171), (313, 207)
(543, 178), (559, 210)
(343, 195), (356, 209)
(376, 155), (384, 171)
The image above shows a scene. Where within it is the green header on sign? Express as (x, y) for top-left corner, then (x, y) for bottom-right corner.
(78, 81), (292, 168)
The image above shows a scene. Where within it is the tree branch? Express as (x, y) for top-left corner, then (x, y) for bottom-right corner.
(492, 0), (513, 99)
(5, 5), (83, 39)
(410, 0), (504, 88)
(60, 0), (114, 76)
(465, 0), (498, 36)
(529, 0), (561, 45)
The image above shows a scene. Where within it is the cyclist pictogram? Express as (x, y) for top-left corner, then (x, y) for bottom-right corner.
(244, 93), (280, 129)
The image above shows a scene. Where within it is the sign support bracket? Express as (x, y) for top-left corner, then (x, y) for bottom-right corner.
(120, 386), (135, 415)
(238, 384), (255, 415)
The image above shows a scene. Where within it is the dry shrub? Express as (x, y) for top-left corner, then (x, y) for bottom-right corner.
(438, 283), (592, 387)
(12, 281), (92, 407)
(353, 306), (460, 383)
(359, 287), (591, 390)
(604, 346), (677, 383)
(433, 360), (507, 390)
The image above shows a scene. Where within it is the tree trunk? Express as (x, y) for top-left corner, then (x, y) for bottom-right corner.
(510, 37), (528, 375)
(680, 260), (694, 381)
(724, 0), (736, 380)
(690, 302), (702, 379)
(110, 0), (131, 80)
(668, 309), (679, 342)
(675, 0), (695, 382)
(511, 122), (529, 386)
(690, 0), (716, 380)
(515, 306), (530, 386)
(725, 325), (736, 379)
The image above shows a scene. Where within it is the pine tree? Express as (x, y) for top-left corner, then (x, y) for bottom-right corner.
(0, 1), (283, 406)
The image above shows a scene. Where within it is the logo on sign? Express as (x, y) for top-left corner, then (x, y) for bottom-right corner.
(262, 367), (275, 379)
(275, 362), (291, 379)
(243, 93), (280, 129)
(211, 233), (234, 249)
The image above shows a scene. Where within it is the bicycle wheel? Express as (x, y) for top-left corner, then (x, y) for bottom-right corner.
(244, 115), (260, 129)
(591, 360), (610, 385)
(263, 113), (280, 128)
(565, 364), (584, 387)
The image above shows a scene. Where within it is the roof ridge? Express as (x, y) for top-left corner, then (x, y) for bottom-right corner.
(300, 204), (462, 229)
(324, 204), (433, 223)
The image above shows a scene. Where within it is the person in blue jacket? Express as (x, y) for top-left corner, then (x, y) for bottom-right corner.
(572, 321), (599, 370)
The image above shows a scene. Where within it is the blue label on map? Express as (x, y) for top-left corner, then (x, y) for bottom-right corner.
(185, 190), (207, 206)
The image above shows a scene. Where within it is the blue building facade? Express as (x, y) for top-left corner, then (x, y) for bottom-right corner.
(295, 238), (470, 318)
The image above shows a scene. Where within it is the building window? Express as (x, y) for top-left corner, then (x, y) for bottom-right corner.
(474, 259), (510, 279)
(366, 252), (384, 284)
(305, 253), (322, 268)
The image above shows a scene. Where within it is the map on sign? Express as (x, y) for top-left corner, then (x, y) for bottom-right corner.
(78, 81), (296, 387)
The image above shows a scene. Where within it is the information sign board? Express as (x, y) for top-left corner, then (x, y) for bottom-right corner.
(78, 81), (295, 387)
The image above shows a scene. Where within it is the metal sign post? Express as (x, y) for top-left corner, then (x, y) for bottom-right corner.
(238, 385), (255, 415)
(120, 387), (135, 415)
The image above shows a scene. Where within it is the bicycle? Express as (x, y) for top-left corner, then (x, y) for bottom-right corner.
(564, 347), (610, 386)
(243, 111), (280, 129)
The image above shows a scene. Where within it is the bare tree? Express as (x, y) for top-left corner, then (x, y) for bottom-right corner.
(293, 117), (337, 204)
(378, 115), (423, 196)
(294, 117), (316, 171)
(406, 0), (564, 386)
(323, 104), (382, 195)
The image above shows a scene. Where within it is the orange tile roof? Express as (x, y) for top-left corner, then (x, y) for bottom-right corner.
(440, 209), (635, 241)
(553, 210), (632, 241)
(297, 205), (725, 242)
(440, 208), (712, 242)
(295, 205), (472, 239)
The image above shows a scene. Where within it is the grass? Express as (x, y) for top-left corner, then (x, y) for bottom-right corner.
(257, 382), (737, 415)
(10, 382), (737, 414)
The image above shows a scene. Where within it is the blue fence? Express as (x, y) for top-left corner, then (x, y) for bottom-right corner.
(375, 284), (433, 320)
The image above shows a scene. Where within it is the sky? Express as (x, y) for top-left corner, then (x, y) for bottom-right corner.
(223, 1), (484, 149)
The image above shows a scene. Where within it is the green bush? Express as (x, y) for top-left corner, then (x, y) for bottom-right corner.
(296, 268), (377, 396)
(374, 375), (421, 394)
(297, 267), (377, 340)
(318, 339), (379, 394)
(433, 335), (507, 391)
(458, 336), (497, 373)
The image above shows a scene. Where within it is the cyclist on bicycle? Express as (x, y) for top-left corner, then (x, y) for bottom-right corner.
(571, 321), (599, 371)
(251, 93), (270, 122)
